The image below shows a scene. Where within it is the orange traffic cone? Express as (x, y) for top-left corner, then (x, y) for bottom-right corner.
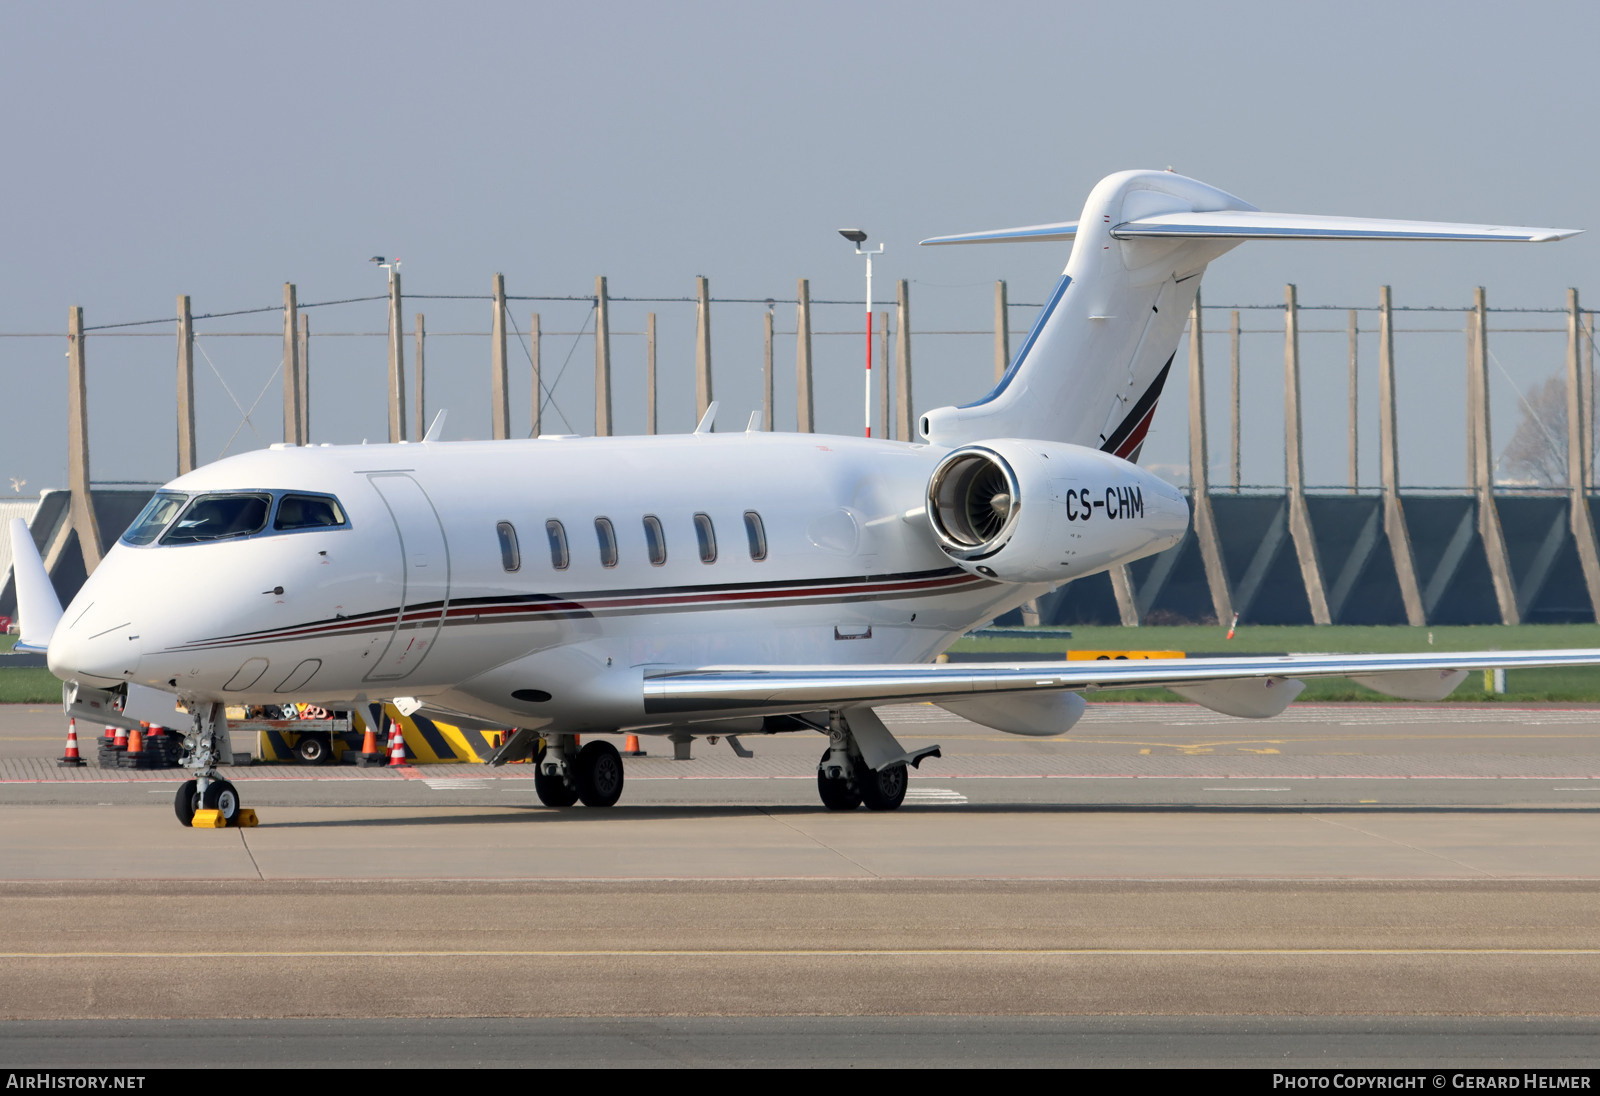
(623, 734), (646, 757)
(111, 724), (128, 751)
(58, 719), (85, 767)
(357, 723), (383, 767)
(387, 720), (408, 766)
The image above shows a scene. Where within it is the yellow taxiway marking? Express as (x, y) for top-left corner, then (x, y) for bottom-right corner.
(5, 948), (1600, 959)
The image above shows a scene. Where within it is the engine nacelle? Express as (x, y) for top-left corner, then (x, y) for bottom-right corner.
(924, 439), (1188, 583)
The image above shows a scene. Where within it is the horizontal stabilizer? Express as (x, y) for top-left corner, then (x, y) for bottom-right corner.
(920, 221), (1078, 246)
(919, 213), (1578, 247)
(1110, 210), (1580, 243)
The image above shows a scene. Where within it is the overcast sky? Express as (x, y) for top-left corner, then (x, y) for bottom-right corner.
(2, 0), (1596, 496)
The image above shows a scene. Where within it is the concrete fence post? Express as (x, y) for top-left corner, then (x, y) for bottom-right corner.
(283, 283), (302, 445)
(385, 274), (404, 443)
(530, 313), (542, 438)
(1565, 288), (1600, 619)
(695, 276), (713, 422)
(1470, 287), (1520, 624)
(1378, 286), (1426, 626)
(644, 312), (655, 436)
(299, 312), (310, 443)
(1284, 284), (1332, 623)
(1229, 309), (1241, 491)
(796, 279), (814, 432)
(762, 306), (774, 433)
(413, 313), (425, 443)
(994, 280), (1009, 383)
(896, 280), (913, 441)
(1348, 309), (1359, 493)
(878, 310), (891, 442)
(1187, 289), (1233, 624)
(595, 275), (612, 436)
(66, 307), (103, 573)
(176, 295), (196, 476)
(490, 274), (509, 441)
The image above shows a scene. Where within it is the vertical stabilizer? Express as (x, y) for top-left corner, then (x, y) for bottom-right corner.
(921, 170), (1253, 453)
(919, 170), (1577, 455)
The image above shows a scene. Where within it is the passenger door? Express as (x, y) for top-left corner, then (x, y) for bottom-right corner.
(364, 473), (450, 682)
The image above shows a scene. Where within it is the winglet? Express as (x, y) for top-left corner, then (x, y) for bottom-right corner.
(423, 409), (448, 442)
(8, 517), (61, 653)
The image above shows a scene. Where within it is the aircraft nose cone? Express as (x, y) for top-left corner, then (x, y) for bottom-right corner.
(47, 614), (140, 685)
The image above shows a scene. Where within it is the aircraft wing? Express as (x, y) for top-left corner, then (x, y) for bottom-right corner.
(643, 648), (1600, 721)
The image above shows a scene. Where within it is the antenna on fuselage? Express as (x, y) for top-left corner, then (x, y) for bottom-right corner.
(694, 402), (719, 435)
(423, 409), (448, 442)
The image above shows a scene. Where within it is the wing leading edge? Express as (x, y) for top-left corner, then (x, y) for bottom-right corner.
(642, 648), (1600, 718)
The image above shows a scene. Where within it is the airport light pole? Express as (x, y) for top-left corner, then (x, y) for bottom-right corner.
(839, 229), (884, 437)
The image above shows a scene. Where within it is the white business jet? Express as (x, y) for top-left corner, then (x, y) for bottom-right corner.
(13, 168), (1599, 827)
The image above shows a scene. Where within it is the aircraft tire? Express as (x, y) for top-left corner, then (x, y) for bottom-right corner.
(574, 741), (625, 808)
(534, 765), (580, 808)
(174, 780), (198, 827)
(202, 779), (241, 823)
(858, 761), (908, 812)
(816, 750), (862, 810)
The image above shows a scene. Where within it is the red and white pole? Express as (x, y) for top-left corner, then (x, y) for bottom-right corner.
(864, 248), (873, 437)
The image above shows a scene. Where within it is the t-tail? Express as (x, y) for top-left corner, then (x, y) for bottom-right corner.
(918, 169), (1579, 457)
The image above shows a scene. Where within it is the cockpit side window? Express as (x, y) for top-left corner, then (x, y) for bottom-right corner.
(161, 494), (272, 545)
(274, 494), (347, 531)
(121, 492), (189, 546)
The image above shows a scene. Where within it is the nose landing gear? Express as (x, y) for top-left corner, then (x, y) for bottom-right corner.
(174, 700), (247, 827)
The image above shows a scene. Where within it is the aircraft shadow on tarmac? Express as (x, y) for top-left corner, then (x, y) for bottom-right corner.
(253, 801), (1600, 829)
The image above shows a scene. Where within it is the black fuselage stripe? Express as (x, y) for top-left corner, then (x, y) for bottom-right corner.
(171, 568), (988, 651)
(1100, 353), (1174, 457)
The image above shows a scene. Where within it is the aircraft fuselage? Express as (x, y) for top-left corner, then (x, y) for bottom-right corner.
(48, 430), (1186, 733)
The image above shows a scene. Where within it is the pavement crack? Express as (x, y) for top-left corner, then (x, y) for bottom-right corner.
(756, 807), (883, 878)
(238, 830), (265, 881)
(1307, 812), (1496, 877)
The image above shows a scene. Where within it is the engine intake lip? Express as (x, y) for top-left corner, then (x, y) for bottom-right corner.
(926, 446), (1022, 560)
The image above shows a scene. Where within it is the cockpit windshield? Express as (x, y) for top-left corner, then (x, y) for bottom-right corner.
(120, 489), (351, 547)
(161, 494), (272, 544)
(274, 494), (346, 531)
(121, 492), (189, 546)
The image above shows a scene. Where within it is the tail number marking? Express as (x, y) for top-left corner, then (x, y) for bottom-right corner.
(1065, 485), (1143, 522)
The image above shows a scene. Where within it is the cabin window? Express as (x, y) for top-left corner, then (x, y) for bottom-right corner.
(693, 512), (717, 563)
(496, 522), (520, 572)
(161, 493), (272, 545)
(274, 494), (347, 531)
(744, 511), (767, 561)
(546, 520), (569, 570)
(121, 492), (189, 546)
(595, 517), (618, 568)
(643, 515), (667, 566)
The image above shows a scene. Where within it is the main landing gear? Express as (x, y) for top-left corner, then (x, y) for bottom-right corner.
(534, 736), (625, 808)
(173, 700), (245, 827)
(818, 749), (908, 811)
(815, 709), (937, 812)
